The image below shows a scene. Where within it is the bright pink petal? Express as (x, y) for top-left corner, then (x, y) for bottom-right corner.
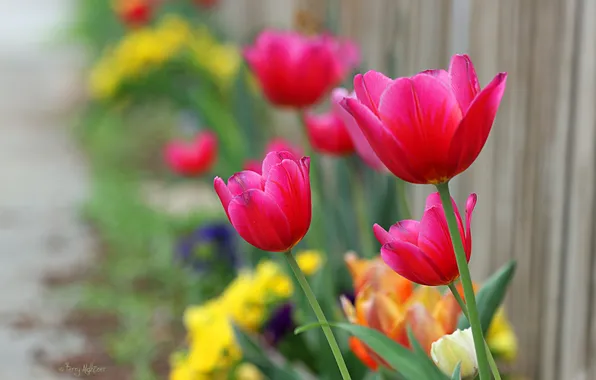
(214, 176), (232, 219)
(342, 97), (420, 183)
(380, 241), (446, 286)
(264, 158), (312, 244)
(418, 206), (462, 282)
(421, 69), (450, 87)
(387, 220), (420, 245)
(377, 75), (463, 183)
(227, 170), (264, 196)
(293, 43), (336, 106)
(353, 71), (392, 114)
(448, 54), (481, 112)
(424, 192), (464, 233)
(228, 189), (293, 252)
(333, 88), (386, 171)
(303, 109), (354, 155)
(262, 151), (297, 179)
(265, 139), (303, 159)
(464, 193), (477, 259)
(373, 224), (392, 246)
(448, 73), (507, 175)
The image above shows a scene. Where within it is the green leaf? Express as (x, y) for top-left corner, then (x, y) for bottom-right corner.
(406, 327), (448, 379)
(457, 260), (517, 333)
(451, 362), (462, 379)
(232, 325), (301, 380)
(315, 323), (449, 380)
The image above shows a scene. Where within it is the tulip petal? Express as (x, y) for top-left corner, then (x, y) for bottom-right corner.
(448, 54), (481, 112)
(227, 170), (264, 196)
(380, 240), (446, 286)
(387, 220), (420, 245)
(406, 303), (446, 353)
(342, 98), (420, 183)
(418, 206), (461, 283)
(228, 190), (292, 252)
(354, 71), (392, 114)
(425, 192), (464, 234)
(464, 193), (477, 259)
(448, 72), (507, 175)
(214, 177), (233, 219)
(333, 88), (386, 171)
(421, 69), (450, 87)
(262, 151), (297, 178)
(378, 75), (463, 182)
(373, 224), (393, 246)
(264, 158), (312, 243)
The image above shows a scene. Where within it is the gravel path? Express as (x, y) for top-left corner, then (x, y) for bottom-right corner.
(0, 0), (92, 378)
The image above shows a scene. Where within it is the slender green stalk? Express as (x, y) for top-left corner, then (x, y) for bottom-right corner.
(347, 159), (375, 257)
(395, 178), (412, 220)
(436, 182), (490, 380)
(283, 251), (352, 380)
(448, 283), (501, 380)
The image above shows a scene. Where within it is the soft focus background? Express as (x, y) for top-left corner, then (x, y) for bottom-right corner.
(1, 0), (594, 380)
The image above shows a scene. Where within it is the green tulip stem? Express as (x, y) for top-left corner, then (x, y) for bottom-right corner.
(284, 250), (352, 380)
(436, 182), (490, 380)
(347, 159), (375, 257)
(448, 283), (502, 380)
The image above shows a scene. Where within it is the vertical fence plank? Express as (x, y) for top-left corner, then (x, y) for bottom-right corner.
(216, 1), (596, 377)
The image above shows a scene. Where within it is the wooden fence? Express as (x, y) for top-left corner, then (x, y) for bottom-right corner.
(216, 1), (596, 378)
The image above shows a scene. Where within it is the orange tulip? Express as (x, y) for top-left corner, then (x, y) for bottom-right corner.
(342, 254), (468, 371)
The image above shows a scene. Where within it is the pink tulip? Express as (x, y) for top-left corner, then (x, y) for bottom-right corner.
(265, 138), (304, 160)
(373, 192), (477, 286)
(164, 131), (217, 176)
(244, 30), (360, 108)
(303, 108), (354, 156)
(331, 88), (386, 171)
(214, 151), (311, 252)
(341, 54), (507, 184)
(243, 159), (262, 175)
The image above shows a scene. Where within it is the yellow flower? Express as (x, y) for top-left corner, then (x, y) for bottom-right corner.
(296, 250), (324, 276)
(254, 260), (293, 298)
(486, 307), (518, 362)
(183, 301), (241, 374)
(221, 272), (267, 331)
(235, 363), (264, 380)
(431, 328), (478, 379)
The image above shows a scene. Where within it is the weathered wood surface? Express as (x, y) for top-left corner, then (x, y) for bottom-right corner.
(217, 0), (596, 378)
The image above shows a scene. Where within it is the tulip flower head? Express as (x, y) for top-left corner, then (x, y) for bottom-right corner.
(341, 54), (507, 184)
(214, 151), (311, 252)
(431, 328), (478, 378)
(332, 88), (386, 171)
(244, 138), (303, 175)
(374, 192), (477, 286)
(115, 0), (152, 27)
(265, 138), (304, 160)
(303, 108), (355, 156)
(244, 30), (360, 108)
(164, 131), (218, 176)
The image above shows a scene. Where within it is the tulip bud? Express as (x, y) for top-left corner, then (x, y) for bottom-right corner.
(431, 328), (478, 378)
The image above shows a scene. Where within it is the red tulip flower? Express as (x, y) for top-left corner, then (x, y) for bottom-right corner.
(373, 192), (477, 286)
(265, 138), (304, 160)
(342, 54), (507, 184)
(303, 108), (354, 156)
(116, 0), (152, 27)
(243, 138), (304, 176)
(164, 131), (218, 176)
(244, 30), (360, 108)
(214, 151), (311, 252)
(243, 159), (262, 175)
(331, 88), (386, 170)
